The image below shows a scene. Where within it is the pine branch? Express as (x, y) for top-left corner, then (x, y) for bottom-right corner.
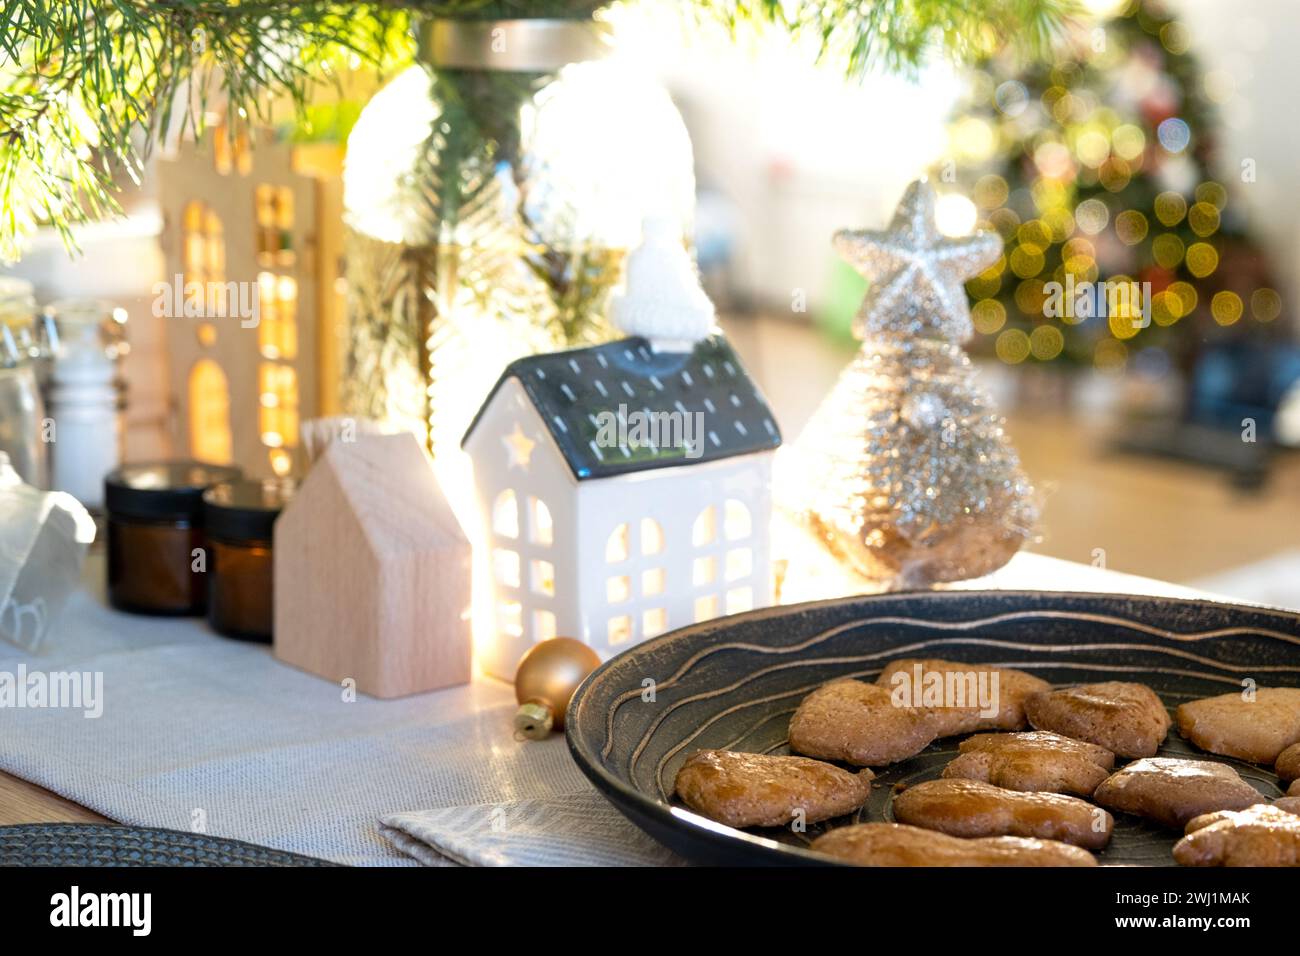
(0, 0), (405, 260)
(694, 0), (1077, 77)
(0, 0), (1072, 262)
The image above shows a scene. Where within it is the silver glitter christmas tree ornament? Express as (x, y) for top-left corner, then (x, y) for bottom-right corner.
(790, 179), (1039, 587)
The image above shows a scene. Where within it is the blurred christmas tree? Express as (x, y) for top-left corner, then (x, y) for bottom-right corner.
(940, 0), (1286, 375)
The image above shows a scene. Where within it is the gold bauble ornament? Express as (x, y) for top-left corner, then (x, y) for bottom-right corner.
(514, 637), (602, 740)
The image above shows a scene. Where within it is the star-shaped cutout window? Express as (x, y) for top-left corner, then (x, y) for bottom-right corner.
(503, 423), (536, 470)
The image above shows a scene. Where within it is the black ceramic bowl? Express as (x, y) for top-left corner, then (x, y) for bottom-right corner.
(566, 591), (1300, 866)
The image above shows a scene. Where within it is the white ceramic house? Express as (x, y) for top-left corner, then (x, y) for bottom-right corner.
(462, 220), (783, 679)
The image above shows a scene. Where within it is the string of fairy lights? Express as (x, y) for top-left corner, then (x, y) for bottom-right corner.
(943, 0), (1281, 371)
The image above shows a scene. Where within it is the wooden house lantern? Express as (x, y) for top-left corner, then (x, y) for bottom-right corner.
(273, 432), (473, 698)
(157, 129), (345, 478)
(462, 220), (783, 679)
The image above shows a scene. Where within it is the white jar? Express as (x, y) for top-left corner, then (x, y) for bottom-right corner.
(45, 299), (126, 509)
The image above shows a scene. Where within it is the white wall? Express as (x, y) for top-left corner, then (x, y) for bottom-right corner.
(1175, 0), (1300, 313)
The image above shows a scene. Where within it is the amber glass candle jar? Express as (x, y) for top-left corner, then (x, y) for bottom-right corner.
(105, 461), (242, 615)
(203, 479), (295, 642)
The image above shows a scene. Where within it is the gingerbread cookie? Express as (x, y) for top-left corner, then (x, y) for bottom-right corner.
(810, 822), (1097, 867)
(789, 680), (937, 766)
(1024, 681), (1171, 758)
(874, 659), (1050, 735)
(942, 730), (1114, 797)
(674, 750), (874, 829)
(1176, 687), (1300, 764)
(1174, 803), (1300, 867)
(892, 778), (1113, 849)
(1093, 757), (1262, 829)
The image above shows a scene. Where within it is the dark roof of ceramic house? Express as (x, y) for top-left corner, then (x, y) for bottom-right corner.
(462, 335), (782, 480)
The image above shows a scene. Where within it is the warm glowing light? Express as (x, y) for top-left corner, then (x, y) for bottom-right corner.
(1152, 233), (1185, 268)
(188, 358), (233, 464)
(1075, 129), (1110, 168)
(1010, 246), (1045, 278)
(1187, 202), (1220, 237)
(1168, 281), (1198, 316)
(973, 175), (1009, 209)
(995, 328), (1031, 364)
(972, 299), (1006, 335)
(1154, 191), (1187, 226)
(1186, 242), (1219, 278)
(1075, 198), (1110, 235)
(1033, 141), (1074, 179)
(1195, 182), (1227, 209)
(1029, 324), (1064, 360)
(1152, 290), (1181, 326)
(951, 116), (997, 162)
(1211, 291), (1243, 326)
(1014, 279), (1046, 315)
(1111, 124), (1146, 162)
(935, 193), (978, 236)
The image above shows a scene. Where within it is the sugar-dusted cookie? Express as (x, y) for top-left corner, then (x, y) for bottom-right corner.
(1093, 757), (1262, 829)
(892, 778), (1113, 849)
(810, 822), (1097, 867)
(789, 680), (937, 766)
(1024, 681), (1171, 758)
(1274, 741), (1300, 783)
(942, 730), (1115, 797)
(1174, 803), (1300, 867)
(874, 659), (1051, 735)
(1176, 687), (1300, 764)
(673, 750), (874, 829)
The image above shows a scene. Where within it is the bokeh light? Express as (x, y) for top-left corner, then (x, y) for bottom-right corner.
(1187, 201), (1220, 237)
(1153, 191), (1187, 226)
(1185, 242), (1219, 278)
(1156, 117), (1190, 153)
(1029, 324), (1065, 360)
(1167, 281), (1198, 316)
(1211, 291), (1243, 326)
(1112, 124), (1146, 161)
(996, 328), (1031, 364)
(995, 80), (1029, 116)
(1195, 181), (1227, 209)
(1250, 288), (1282, 322)
(1151, 233), (1185, 268)
(1114, 209), (1149, 245)
(974, 174), (1009, 209)
(972, 299), (1007, 334)
(1075, 198), (1110, 235)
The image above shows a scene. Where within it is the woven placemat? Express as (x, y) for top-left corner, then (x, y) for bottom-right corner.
(0, 824), (339, 867)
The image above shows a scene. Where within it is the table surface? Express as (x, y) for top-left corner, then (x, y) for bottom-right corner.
(0, 550), (1237, 828)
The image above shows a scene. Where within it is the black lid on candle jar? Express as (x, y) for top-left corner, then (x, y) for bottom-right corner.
(202, 479), (297, 542)
(105, 461), (244, 523)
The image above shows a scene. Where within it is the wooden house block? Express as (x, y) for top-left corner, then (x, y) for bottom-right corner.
(273, 432), (471, 697)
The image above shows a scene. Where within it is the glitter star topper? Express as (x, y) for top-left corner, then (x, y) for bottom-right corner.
(834, 179), (1002, 344)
